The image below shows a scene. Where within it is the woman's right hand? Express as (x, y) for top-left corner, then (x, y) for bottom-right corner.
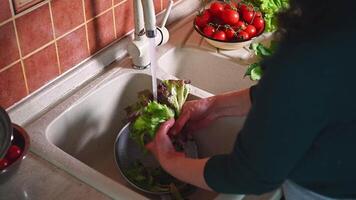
(169, 97), (217, 136)
(169, 88), (253, 136)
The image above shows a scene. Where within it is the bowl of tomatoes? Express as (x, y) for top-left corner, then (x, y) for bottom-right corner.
(0, 124), (30, 176)
(194, 0), (265, 50)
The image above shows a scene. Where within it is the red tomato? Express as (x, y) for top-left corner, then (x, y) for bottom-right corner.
(237, 31), (249, 41)
(6, 145), (22, 161)
(239, 3), (253, 13)
(245, 25), (257, 37)
(213, 31), (226, 41)
(209, 2), (225, 17)
(0, 158), (9, 170)
(224, 28), (236, 41)
(195, 10), (211, 28)
(233, 21), (247, 31)
(242, 10), (255, 24)
(203, 25), (216, 37)
(224, 3), (237, 10)
(221, 9), (239, 25)
(252, 17), (265, 32)
(255, 11), (262, 17)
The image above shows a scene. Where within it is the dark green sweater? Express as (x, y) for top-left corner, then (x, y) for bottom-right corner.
(204, 30), (356, 198)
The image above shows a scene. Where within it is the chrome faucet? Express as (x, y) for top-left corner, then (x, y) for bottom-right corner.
(128, 0), (173, 69)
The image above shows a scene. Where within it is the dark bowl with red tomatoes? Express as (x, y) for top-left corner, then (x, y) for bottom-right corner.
(0, 124), (30, 177)
(194, 0), (265, 50)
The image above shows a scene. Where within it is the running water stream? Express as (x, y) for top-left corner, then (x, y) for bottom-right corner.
(148, 38), (158, 101)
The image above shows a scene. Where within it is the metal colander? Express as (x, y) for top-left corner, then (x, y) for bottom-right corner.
(114, 123), (197, 197)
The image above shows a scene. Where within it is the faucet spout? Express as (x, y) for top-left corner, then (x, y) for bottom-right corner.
(141, 0), (157, 38)
(129, 0), (173, 69)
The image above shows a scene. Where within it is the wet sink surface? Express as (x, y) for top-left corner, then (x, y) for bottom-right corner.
(158, 48), (256, 94)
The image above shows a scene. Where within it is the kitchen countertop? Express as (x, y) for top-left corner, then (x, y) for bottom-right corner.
(1, 11), (277, 200)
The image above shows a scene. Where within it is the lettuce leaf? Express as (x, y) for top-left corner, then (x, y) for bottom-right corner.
(131, 101), (175, 148)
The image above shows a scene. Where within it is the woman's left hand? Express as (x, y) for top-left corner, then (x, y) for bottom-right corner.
(146, 119), (185, 171)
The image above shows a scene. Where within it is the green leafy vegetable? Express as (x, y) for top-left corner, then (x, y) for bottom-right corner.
(158, 80), (190, 116)
(124, 80), (191, 197)
(131, 101), (175, 148)
(126, 80), (190, 148)
(252, 0), (290, 32)
(250, 43), (273, 57)
(245, 41), (277, 81)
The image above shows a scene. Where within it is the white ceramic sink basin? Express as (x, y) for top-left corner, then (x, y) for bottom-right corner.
(158, 48), (256, 94)
(45, 71), (247, 199)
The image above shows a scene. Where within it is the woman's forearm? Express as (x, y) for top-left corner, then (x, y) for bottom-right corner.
(210, 88), (252, 118)
(162, 156), (213, 191)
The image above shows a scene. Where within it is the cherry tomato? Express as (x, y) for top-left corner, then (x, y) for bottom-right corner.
(237, 31), (249, 41)
(203, 25), (216, 37)
(224, 28), (236, 41)
(209, 2), (225, 17)
(255, 11), (262, 17)
(221, 9), (239, 25)
(239, 3), (254, 13)
(252, 17), (265, 32)
(195, 10), (211, 28)
(245, 25), (257, 37)
(213, 30), (226, 41)
(233, 21), (247, 31)
(224, 3), (237, 10)
(6, 145), (22, 161)
(242, 10), (255, 24)
(0, 158), (9, 170)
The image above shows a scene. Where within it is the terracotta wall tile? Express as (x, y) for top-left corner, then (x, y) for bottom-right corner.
(154, 0), (162, 13)
(114, 0), (134, 39)
(16, 4), (53, 56)
(0, 62), (27, 109)
(0, 22), (20, 70)
(85, 0), (112, 20)
(0, 0), (12, 23)
(87, 10), (115, 54)
(51, 0), (84, 37)
(162, 0), (170, 9)
(24, 44), (59, 93)
(57, 26), (89, 72)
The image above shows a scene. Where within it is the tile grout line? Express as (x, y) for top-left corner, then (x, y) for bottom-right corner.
(82, 0), (91, 54)
(12, 19), (29, 94)
(112, 0), (117, 39)
(48, 1), (62, 75)
(8, 0), (15, 17)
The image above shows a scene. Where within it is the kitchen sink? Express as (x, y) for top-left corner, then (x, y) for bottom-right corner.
(158, 48), (256, 94)
(45, 71), (247, 199)
(18, 12), (282, 200)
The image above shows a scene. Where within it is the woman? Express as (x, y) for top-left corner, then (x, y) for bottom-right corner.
(146, 0), (356, 199)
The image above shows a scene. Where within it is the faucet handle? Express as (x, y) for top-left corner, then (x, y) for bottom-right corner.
(160, 0), (174, 28)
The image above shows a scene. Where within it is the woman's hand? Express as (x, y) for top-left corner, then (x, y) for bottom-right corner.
(170, 88), (253, 136)
(146, 119), (185, 171)
(146, 119), (212, 191)
(170, 98), (217, 136)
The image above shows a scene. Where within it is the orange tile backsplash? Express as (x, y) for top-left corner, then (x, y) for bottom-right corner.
(57, 26), (89, 72)
(0, 62), (27, 109)
(0, 0), (12, 24)
(51, 0), (85, 37)
(16, 4), (54, 56)
(24, 44), (59, 93)
(0, 22), (20, 70)
(0, 0), (181, 109)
